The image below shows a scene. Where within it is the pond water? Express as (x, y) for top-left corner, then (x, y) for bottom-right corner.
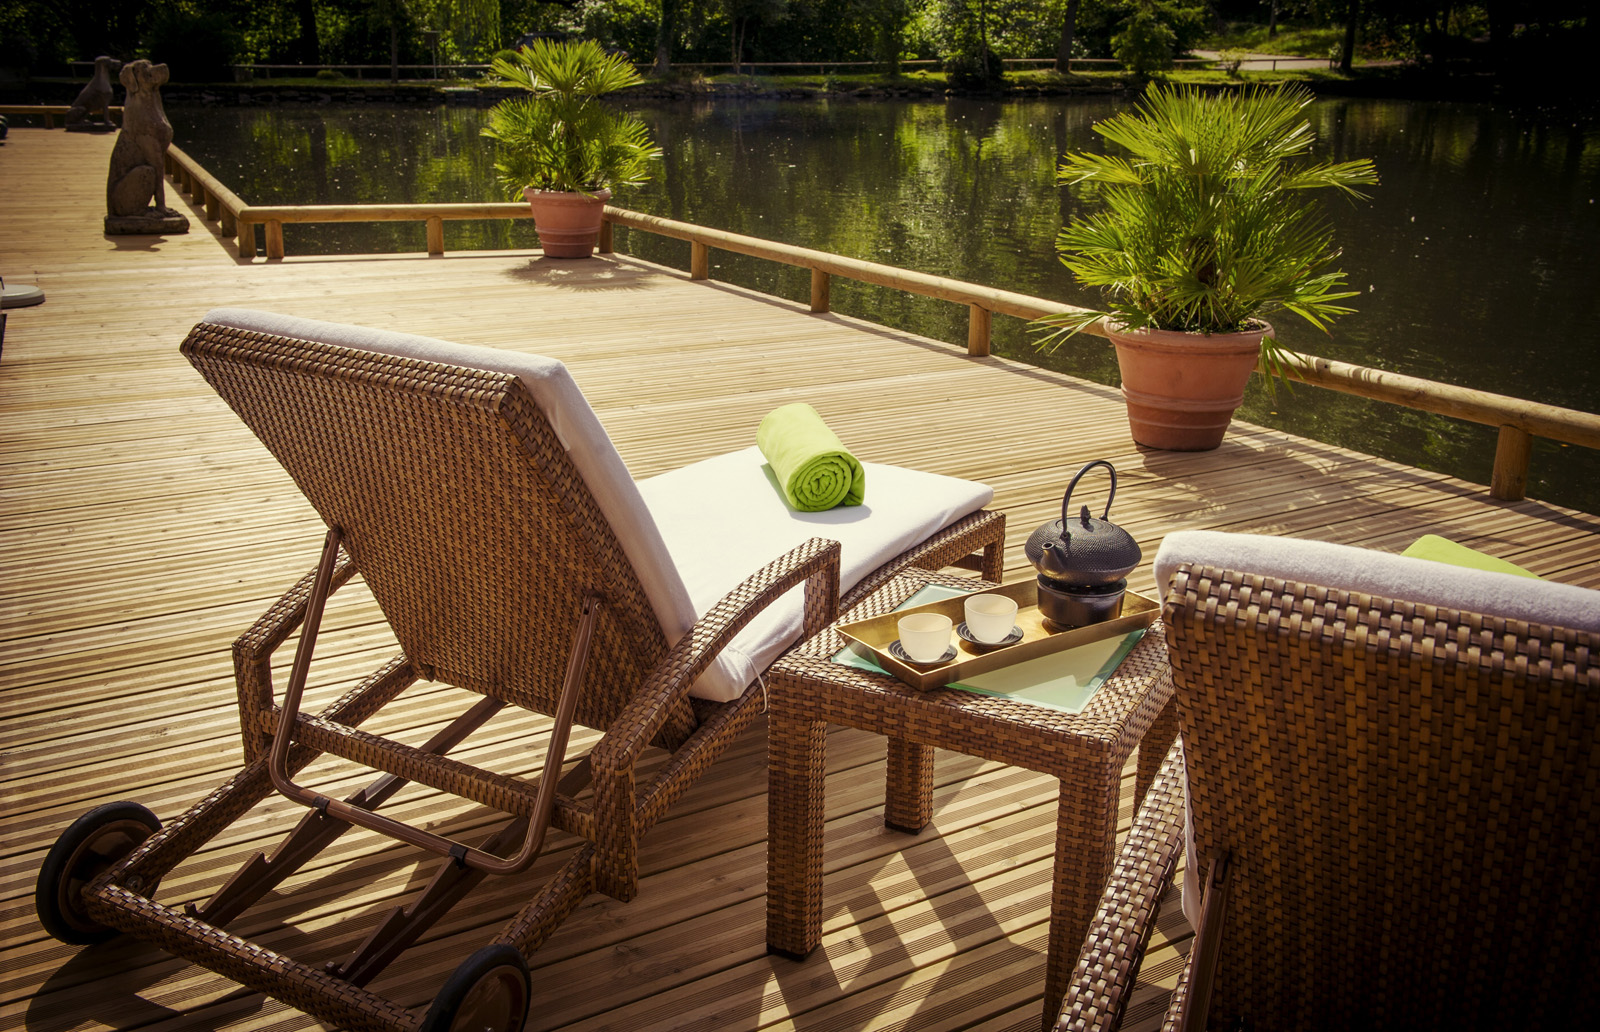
(166, 97), (1600, 515)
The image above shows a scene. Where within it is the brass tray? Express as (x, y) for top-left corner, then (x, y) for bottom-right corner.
(838, 580), (1159, 691)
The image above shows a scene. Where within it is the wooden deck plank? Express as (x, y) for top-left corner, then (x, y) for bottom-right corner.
(3, 126), (1596, 1032)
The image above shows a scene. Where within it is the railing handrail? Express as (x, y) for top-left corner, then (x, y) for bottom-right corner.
(601, 207), (1087, 325)
(157, 152), (1598, 502)
(601, 206), (1600, 455)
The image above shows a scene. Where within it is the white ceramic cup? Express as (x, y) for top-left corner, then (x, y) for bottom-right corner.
(964, 593), (1020, 643)
(898, 613), (953, 663)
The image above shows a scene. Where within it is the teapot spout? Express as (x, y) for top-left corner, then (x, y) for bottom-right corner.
(1038, 539), (1075, 580)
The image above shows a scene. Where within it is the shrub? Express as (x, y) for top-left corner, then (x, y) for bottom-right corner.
(1112, 4), (1176, 78)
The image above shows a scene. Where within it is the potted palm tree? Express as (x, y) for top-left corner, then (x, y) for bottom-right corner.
(1035, 83), (1378, 450)
(481, 39), (661, 258)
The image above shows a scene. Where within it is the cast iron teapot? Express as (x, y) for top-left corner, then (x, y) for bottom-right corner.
(1023, 460), (1142, 587)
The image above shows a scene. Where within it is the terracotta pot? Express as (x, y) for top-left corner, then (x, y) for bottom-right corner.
(1106, 320), (1272, 451)
(523, 187), (611, 259)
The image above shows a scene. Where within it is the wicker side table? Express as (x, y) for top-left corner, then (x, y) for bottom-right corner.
(765, 569), (1176, 1031)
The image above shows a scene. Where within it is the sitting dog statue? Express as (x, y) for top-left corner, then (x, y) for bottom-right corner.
(104, 60), (188, 233)
(66, 56), (119, 131)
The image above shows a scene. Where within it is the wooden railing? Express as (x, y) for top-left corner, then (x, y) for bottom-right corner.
(602, 208), (1600, 502)
(0, 104), (124, 129)
(157, 152), (1600, 503)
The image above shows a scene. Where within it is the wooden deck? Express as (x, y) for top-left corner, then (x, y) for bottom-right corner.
(3, 128), (1597, 1032)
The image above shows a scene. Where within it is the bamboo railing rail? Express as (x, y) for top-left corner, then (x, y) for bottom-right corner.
(153, 152), (1599, 503)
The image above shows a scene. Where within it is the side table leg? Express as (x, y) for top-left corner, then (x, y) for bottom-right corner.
(767, 714), (828, 959)
(1043, 774), (1119, 1031)
(884, 737), (935, 833)
(1136, 693), (1179, 812)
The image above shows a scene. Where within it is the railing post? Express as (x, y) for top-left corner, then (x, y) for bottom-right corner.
(598, 219), (613, 254)
(426, 215), (444, 256)
(265, 220), (285, 260)
(205, 190), (220, 222)
(237, 219), (256, 259)
(691, 240), (710, 280)
(220, 209), (236, 236)
(967, 304), (992, 356)
(810, 268), (831, 313)
(1491, 424), (1533, 501)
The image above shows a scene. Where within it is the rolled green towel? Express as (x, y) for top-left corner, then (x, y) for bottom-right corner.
(756, 403), (866, 511)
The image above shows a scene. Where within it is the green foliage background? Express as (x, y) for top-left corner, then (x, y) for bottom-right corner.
(2, 2), (1587, 84)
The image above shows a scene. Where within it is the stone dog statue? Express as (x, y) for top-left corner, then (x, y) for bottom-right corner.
(66, 56), (120, 131)
(104, 60), (189, 234)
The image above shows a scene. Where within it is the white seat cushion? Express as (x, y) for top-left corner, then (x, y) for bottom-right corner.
(201, 310), (994, 703)
(639, 447), (994, 701)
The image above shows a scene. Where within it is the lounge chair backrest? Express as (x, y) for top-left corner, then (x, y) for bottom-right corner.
(183, 310), (700, 735)
(1155, 531), (1600, 1029)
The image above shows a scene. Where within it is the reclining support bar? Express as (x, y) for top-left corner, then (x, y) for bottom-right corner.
(267, 526), (598, 877)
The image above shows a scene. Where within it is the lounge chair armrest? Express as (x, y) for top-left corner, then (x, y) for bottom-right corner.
(592, 536), (843, 776)
(587, 537), (840, 902)
(1056, 736), (1187, 1032)
(233, 545), (359, 661)
(231, 545), (359, 761)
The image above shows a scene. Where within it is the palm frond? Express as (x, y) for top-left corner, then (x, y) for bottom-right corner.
(1032, 81), (1378, 351)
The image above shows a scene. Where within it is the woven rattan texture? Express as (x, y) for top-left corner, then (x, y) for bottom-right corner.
(182, 322), (682, 738)
(79, 322), (1005, 1032)
(768, 569), (1175, 1031)
(1166, 562), (1600, 1030)
(777, 573), (1173, 772)
(1056, 739), (1187, 1032)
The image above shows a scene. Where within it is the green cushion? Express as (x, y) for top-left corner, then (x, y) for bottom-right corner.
(1401, 534), (1542, 580)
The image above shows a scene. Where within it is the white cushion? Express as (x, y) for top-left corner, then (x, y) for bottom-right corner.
(201, 309), (994, 703)
(639, 447), (994, 701)
(1154, 530), (1600, 633)
(202, 308), (707, 685)
(1152, 529), (1600, 930)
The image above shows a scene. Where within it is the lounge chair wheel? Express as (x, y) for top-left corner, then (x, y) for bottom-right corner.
(36, 800), (160, 945)
(420, 944), (531, 1032)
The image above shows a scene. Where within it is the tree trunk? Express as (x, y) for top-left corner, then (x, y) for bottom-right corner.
(293, 0), (321, 65)
(1268, 1), (1279, 39)
(654, 0), (680, 75)
(1054, 0), (1080, 73)
(1340, 0), (1359, 74)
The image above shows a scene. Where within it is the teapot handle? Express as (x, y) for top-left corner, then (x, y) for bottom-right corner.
(1061, 460), (1117, 528)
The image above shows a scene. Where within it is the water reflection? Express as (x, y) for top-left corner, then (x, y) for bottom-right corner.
(167, 98), (1600, 514)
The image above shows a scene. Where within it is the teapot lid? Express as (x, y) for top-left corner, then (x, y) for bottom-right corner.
(1023, 460), (1143, 583)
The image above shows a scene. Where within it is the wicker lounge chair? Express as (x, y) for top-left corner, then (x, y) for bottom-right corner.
(35, 310), (1004, 1032)
(1056, 530), (1600, 1032)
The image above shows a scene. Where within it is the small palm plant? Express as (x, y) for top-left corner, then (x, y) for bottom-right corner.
(1035, 82), (1378, 379)
(481, 39), (660, 197)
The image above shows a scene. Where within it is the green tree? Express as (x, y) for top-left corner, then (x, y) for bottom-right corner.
(370, 0), (411, 80)
(857, 0), (913, 73)
(1113, 0), (1175, 74)
(929, 0), (1003, 86)
(723, 0), (789, 71)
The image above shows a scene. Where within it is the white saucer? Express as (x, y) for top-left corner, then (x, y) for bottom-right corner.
(888, 640), (958, 665)
(957, 622), (1023, 648)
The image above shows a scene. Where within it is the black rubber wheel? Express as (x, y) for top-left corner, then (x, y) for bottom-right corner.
(420, 944), (532, 1032)
(35, 800), (160, 945)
